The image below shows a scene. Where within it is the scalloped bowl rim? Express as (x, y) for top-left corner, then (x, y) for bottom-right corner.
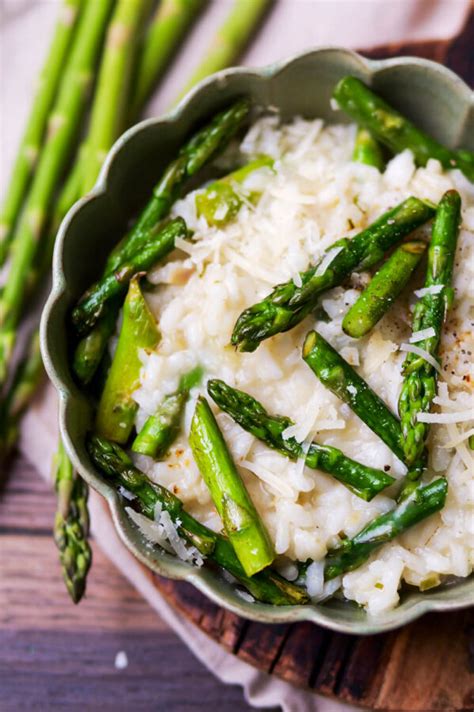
(41, 47), (474, 635)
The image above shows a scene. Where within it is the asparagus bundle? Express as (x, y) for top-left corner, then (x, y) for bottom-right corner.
(96, 277), (160, 444)
(231, 197), (435, 352)
(133, 365), (203, 457)
(398, 190), (461, 492)
(324, 478), (447, 580)
(334, 76), (474, 182)
(88, 434), (309, 605)
(0, 0), (83, 266)
(207, 379), (395, 501)
(342, 240), (427, 338)
(352, 127), (384, 171)
(189, 396), (275, 576)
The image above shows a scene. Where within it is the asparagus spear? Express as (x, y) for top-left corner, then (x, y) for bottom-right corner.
(130, 0), (206, 118)
(303, 331), (405, 463)
(353, 127), (385, 171)
(342, 240), (427, 338)
(71, 217), (186, 335)
(195, 155), (274, 226)
(324, 477), (447, 579)
(334, 76), (474, 182)
(54, 439), (92, 603)
(0, 0), (83, 266)
(207, 379), (395, 501)
(88, 434), (309, 605)
(232, 197), (435, 352)
(105, 99), (250, 275)
(95, 277), (160, 444)
(0, 0), (114, 386)
(189, 396), (275, 576)
(398, 190), (461, 490)
(174, 0), (273, 104)
(132, 365), (203, 457)
(72, 306), (117, 385)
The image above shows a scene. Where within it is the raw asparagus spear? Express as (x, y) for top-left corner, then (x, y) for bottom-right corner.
(88, 434), (309, 605)
(303, 331), (405, 463)
(342, 240), (426, 338)
(334, 76), (474, 181)
(130, 0), (205, 118)
(0, 0), (114, 386)
(81, 0), (149, 193)
(96, 277), (160, 444)
(398, 190), (461, 487)
(195, 155), (274, 226)
(54, 439), (92, 603)
(105, 99), (250, 275)
(132, 365), (203, 457)
(0, 0), (83, 266)
(174, 0), (273, 104)
(71, 217), (186, 335)
(207, 379), (395, 501)
(231, 197), (435, 352)
(353, 127), (385, 171)
(189, 396), (275, 577)
(324, 477), (448, 579)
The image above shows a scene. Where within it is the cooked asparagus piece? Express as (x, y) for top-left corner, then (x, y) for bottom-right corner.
(130, 0), (206, 118)
(95, 277), (160, 444)
(231, 197), (435, 352)
(72, 217), (186, 335)
(133, 365), (203, 457)
(195, 155), (274, 226)
(105, 99), (250, 275)
(398, 190), (461, 493)
(189, 396), (275, 576)
(353, 127), (385, 171)
(0, 0), (83, 266)
(0, 0), (114, 386)
(88, 434), (309, 605)
(207, 379), (395, 500)
(334, 76), (474, 181)
(54, 439), (92, 603)
(324, 477), (448, 579)
(72, 306), (117, 385)
(303, 331), (405, 463)
(174, 0), (273, 103)
(342, 240), (427, 338)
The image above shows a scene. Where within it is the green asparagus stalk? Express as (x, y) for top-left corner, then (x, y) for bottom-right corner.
(207, 379), (395, 501)
(324, 478), (448, 579)
(353, 127), (385, 170)
(303, 331), (405, 463)
(232, 197), (435, 352)
(195, 155), (274, 226)
(174, 0), (273, 104)
(0, 0), (83, 266)
(342, 240), (427, 338)
(72, 306), (117, 385)
(130, 0), (206, 118)
(132, 365), (203, 457)
(54, 439), (92, 603)
(81, 0), (149, 193)
(398, 190), (461, 490)
(0, 0), (115, 387)
(88, 434), (309, 605)
(334, 76), (474, 181)
(71, 217), (186, 335)
(105, 99), (250, 275)
(96, 277), (160, 444)
(189, 396), (275, 576)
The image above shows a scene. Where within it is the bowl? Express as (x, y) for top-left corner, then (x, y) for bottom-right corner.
(41, 48), (474, 635)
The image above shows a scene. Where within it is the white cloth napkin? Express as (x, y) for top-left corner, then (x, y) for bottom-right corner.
(2, 1), (470, 710)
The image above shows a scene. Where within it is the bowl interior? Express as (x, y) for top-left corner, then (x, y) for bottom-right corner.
(42, 48), (474, 635)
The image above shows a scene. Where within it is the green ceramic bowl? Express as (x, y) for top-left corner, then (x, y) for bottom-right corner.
(41, 48), (474, 635)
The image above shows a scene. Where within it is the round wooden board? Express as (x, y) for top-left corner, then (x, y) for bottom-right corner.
(152, 15), (474, 712)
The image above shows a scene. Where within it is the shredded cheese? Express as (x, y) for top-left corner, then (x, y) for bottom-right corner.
(314, 245), (344, 277)
(417, 410), (474, 424)
(399, 343), (442, 373)
(414, 284), (444, 298)
(409, 327), (436, 343)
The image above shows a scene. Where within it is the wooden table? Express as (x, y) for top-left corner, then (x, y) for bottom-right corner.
(0, 456), (261, 711)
